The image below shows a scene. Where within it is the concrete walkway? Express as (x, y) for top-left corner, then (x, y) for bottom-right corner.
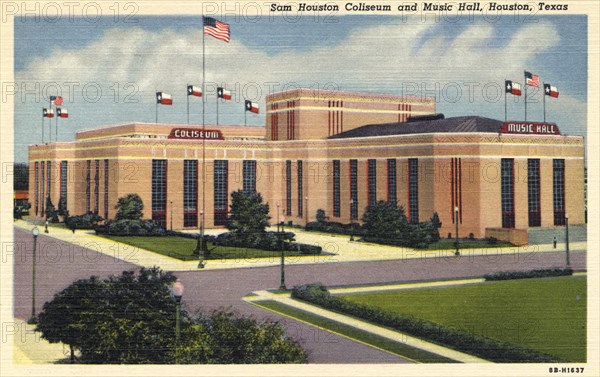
(244, 279), (493, 363)
(9, 319), (68, 364)
(14, 220), (586, 272)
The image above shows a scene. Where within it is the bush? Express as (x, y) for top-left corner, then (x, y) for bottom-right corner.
(65, 212), (104, 230)
(115, 194), (144, 221)
(316, 209), (326, 223)
(214, 231), (322, 254)
(291, 284), (560, 363)
(484, 268), (574, 281)
(96, 219), (166, 236)
(487, 237), (498, 245)
(45, 197), (59, 223)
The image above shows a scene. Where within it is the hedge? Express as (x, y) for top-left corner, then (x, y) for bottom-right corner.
(484, 268), (573, 281)
(291, 283), (560, 363)
(95, 219), (166, 236)
(215, 231), (322, 255)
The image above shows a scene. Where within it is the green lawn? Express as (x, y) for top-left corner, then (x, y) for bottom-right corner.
(340, 276), (586, 362)
(252, 300), (455, 363)
(101, 235), (305, 261)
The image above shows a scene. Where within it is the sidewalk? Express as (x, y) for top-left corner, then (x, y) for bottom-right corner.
(14, 220), (587, 272)
(10, 319), (68, 364)
(244, 280), (492, 363)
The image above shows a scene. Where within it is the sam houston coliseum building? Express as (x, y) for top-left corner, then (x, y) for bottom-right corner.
(28, 88), (584, 243)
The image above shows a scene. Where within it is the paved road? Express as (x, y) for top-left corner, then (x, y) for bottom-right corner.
(12, 227), (586, 363)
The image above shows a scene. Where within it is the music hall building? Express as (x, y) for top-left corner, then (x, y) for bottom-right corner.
(28, 88), (584, 243)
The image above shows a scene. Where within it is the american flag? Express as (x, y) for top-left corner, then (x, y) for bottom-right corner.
(203, 17), (230, 43)
(524, 71), (539, 87)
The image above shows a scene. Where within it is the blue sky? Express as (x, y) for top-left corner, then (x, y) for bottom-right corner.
(13, 15), (587, 162)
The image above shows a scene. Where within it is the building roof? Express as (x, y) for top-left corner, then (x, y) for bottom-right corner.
(328, 116), (504, 139)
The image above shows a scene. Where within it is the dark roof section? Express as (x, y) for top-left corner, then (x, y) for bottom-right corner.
(329, 116), (504, 139)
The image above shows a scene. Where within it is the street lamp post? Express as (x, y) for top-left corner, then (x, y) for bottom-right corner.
(276, 203), (280, 232)
(305, 196), (308, 226)
(44, 219), (49, 233)
(349, 199), (354, 241)
(197, 210), (205, 268)
(28, 226), (40, 324)
(454, 206), (460, 256)
(170, 200), (173, 231)
(279, 216), (286, 291)
(171, 279), (184, 343)
(565, 213), (570, 268)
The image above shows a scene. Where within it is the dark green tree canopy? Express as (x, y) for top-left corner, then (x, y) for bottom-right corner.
(115, 193), (144, 221)
(227, 190), (271, 235)
(361, 200), (410, 239)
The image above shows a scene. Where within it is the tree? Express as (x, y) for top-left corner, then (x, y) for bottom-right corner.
(429, 212), (442, 242)
(36, 267), (179, 364)
(115, 193), (144, 221)
(361, 200), (410, 240)
(227, 190), (270, 236)
(316, 209), (326, 223)
(57, 196), (67, 217)
(45, 197), (59, 223)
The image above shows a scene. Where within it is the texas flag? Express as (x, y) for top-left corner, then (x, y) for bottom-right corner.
(50, 96), (63, 105)
(524, 71), (539, 87)
(156, 92), (173, 105)
(187, 85), (202, 97)
(505, 80), (522, 96)
(57, 108), (69, 118)
(42, 108), (54, 118)
(245, 100), (259, 114)
(544, 83), (559, 98)
(217, 87), (231, 100)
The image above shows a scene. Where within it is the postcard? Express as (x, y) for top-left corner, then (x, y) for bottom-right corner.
(1, 1), (598, 376)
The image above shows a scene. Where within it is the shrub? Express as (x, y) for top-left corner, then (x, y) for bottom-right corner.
(96, 219), (166, 236)
(115, 194), (144, 221)
(65, 212), (104, 230)
(487, 237), (498, 245)
(484, 268), (574, 281)
(291, 284), (560, 363)
(316, 209), (326, 223)
(214, 231), (321, 254)
(45, 197), (59, 223)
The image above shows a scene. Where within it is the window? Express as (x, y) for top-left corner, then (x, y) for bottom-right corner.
(350, 160), (358, 220)
(46, 161), (51, 199)
(104, 160), (109, 219)
(333, 160), (340, 217)
(528, 159), (541, 227)
(214, 160), (228, 226)
(41, 162), (45, 216)
(297, 160), (303, 217)
(368, 159), (377, 208)
(387, 159), (397, 205)
(60, 161), (68, 212)
(184, 160), (198, 227)
(553, 159), (566, 226)
(286, 160), (292, 216)
(35, 161), (39, 216)
(85, 160), (91, 213)
(408, 159), (419, 224)
(94, 160), (100, 213)
(152, 160), (168, 228)
(243, 160), (256, 193)
(501, 158), (515, 228)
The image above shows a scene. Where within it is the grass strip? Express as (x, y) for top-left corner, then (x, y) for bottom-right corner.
(252, 300), (457, 363)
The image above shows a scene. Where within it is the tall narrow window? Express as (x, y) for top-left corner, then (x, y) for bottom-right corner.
(553, 159), (566, 226)
(34, 161), (39, 216)
(387, 159), (397, 205)
(41, 162), (45, 216)
(501, 158), (515, 228)
(184, 160), (198, 227)
(286, 160), (292, 216)
(85, 160), (91, 213)
(408, 159), (419, 224)
(243, 160), (256, 193)
(152, 160), (167, 228)
(528, 159), (541, 227)
(60, 161), (68, 212)
(94, 160), (100, 213)
(214, 160), (228, 226)
(350, 160), (358, 220)
(46, 161), (51, 199)
(297, 160), (303, 217)
(104, 160), (109, 219)
(333, 160), (341, 217)
(367, 159), (377, 208)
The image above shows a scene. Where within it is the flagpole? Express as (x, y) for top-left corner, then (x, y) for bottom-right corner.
(56, 113), (59, 142)
(42, 111), (45, 143)
(245, 107), (247, 127)
(543, 82), (546, 123)
(524, 77), (527, 122)
(216, 94), (219, 125)
(155, 90), (158, 124)
(49, 98), (52, 142)
(504, 79), (507, 122)
(202, 16), (207, 248)
(187, 84), (190, 124)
